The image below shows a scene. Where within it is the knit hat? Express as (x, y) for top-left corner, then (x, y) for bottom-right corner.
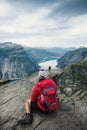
(39, 70), (47, 78)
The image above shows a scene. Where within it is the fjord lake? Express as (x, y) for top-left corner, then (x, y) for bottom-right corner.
(38, 59), (58, 70)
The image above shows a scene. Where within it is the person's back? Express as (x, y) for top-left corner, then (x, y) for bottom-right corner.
(18, 70), (58, 125)
(31, 78), (58, 112)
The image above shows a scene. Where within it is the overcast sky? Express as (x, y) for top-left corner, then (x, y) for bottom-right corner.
(0, 0), (87, 48)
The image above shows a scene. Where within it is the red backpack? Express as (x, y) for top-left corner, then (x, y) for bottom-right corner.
(40, 86), (58, 111)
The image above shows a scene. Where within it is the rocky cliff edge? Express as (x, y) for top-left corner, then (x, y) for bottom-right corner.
(0, 69), (87, 130)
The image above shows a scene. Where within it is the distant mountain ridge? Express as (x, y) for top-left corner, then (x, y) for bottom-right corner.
(0, 42), (39, 80)
(24, 47), (58, 63)
(24, 47), (76, 64)
(57, 47), (87, 68)
(0, 42), (87, 80)
(43, 47), (76, 57)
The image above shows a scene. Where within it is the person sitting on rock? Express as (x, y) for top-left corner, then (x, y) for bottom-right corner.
(18, 69), (58, 125)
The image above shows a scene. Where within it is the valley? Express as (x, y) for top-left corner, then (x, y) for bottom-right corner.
(0, 42), (87, 130)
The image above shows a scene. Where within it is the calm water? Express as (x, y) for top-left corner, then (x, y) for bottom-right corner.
(38, 59), (58, 70)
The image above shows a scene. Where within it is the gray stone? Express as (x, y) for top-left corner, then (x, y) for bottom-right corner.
(0, 71), (87, 130)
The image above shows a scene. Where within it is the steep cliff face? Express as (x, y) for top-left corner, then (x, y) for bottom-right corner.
(0, 42), (39, 80)
(57, 47), (87, 68)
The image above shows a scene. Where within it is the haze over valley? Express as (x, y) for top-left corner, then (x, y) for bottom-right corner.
(0, 42), (87, 81)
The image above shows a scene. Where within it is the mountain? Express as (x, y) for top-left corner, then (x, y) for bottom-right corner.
(24, 47), (58, 63)
(24, 47), (76, 64)
(0, 43), (87, 130)
(0, 68), (87, 130)
(43, 47), (76, 57)
(57, 47), (87, 68)
(0, 42), (39, 80)
(57, 59), (87, 90)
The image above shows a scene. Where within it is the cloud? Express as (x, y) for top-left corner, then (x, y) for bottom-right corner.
(0, 1), (11, 17)
(47, 0), (87, 19)
(0, 0), (87, 47)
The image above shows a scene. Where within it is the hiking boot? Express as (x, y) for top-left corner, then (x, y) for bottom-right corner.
(18, 113), (33, 125)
